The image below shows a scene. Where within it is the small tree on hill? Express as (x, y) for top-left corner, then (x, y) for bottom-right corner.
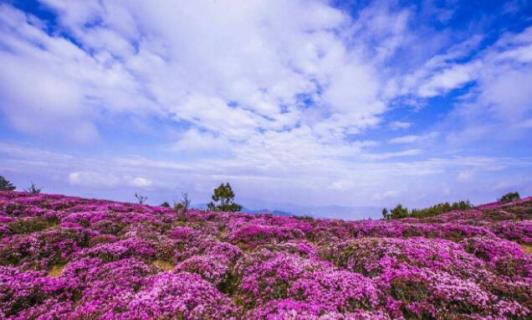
(499, 192), (520, 203)
(390, 204), (409, 219)
(0, 176), (16, 191)
(207, 183), (241, 212)
(25, 182), (41, 194)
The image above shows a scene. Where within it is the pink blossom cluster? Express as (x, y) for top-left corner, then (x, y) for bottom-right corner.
(0, 191), (530, 319)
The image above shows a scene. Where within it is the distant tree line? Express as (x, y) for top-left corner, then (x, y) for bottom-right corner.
(1, 175), (521, 218)
(383, 191), (522, 220)
(382, 200), (473, 220)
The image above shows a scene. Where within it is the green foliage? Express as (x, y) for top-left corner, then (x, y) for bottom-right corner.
(410, 200), (472, 218)
(207, 183), (242, 212)
(390, 278), (429, 302)
(383, 200), (472, 220)
(390, 204), (409, 219)
(0, 176), (16, 191)
(8, 216), (58, 234)
(25, 182), (41, 194)
(499, 192), (520, 203)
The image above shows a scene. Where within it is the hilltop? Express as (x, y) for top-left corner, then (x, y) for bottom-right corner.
(0, 191), (531, 319)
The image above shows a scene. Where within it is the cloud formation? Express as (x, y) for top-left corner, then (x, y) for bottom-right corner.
(0, 0), (531, 216)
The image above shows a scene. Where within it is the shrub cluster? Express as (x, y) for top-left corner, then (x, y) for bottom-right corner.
(383, 200), (472, 220)
(500, 192), (521, 203)
(0, 191), (530, 319)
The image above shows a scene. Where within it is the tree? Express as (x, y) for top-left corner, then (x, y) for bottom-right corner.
(0, 176), (16, 191)
(390, 204), (409, 219)
(161, 202), (171, 208)
(382, 208), (391, 220)
(207, 183), (242, 212)
(499, 192), (520, 203)
(134, 192), (148, 204)
(25, 182), (41, 194)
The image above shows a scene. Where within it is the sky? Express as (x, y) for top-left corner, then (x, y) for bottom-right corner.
(1, 0), (532, 219)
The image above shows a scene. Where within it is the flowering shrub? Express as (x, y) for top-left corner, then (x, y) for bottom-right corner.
(175, 254), (231, 286)
(322, 237), (487, 280)
(235, 250), (324, 306)
(288, 270), (380, 313)
(381, 266), (493, 318)
(123, 272), (239, 319)
(229, 223), (305, 247)
(0, 191), (531, 319)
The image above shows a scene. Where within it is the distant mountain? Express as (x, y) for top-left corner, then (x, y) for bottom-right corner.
(244, 203), (381, 220)
(241, 207), (294, 217)
(193, 203), (381, 220)
(192, 203), (294, 217)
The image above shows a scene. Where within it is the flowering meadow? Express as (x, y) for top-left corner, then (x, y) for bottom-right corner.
(0, 191), (530, 319)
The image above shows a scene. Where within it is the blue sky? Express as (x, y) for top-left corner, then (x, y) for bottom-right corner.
(1, 0), (531, 219)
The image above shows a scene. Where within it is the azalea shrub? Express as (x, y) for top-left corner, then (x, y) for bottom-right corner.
(0, 191), (531, 319)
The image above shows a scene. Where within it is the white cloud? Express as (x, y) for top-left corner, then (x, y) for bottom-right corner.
(477, 67), (532, 121)
(362, 149), (422, 161)
(0, 0), (394, 147)
(389, 121), (412, 130)
(130, 177), (152, 188)
(171, 129), (232, 154)
(436, 27), (532, 144)
(457, 170), (473, 182)
(372, 190), (400, 201)
(1, 1), (531, 212)
(3, 143), (531, 210)
(389, 135), (421, 144)
(417, 62), (479, 98)
(68, 171), (120, 187)
(68, 171), (152, 188)
(389, 132), (439, 144)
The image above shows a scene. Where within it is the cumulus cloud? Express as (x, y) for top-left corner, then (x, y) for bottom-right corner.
(1, 1), (531, 212)
(436, 28), (532, 144)
(3, 143), (531, 210)
(0, 0), (397, 152)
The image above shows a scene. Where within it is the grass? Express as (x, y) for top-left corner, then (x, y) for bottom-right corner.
(521, 244), (532, 255)
(8, 217), (58, 234)
(153, 259), (175, 271)
(48, 263), (66, 278)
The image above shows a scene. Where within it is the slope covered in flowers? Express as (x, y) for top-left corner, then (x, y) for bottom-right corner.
(0, 191), (531, 319)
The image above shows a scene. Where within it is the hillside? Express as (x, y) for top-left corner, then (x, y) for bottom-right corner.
(0, 191), (531, 319)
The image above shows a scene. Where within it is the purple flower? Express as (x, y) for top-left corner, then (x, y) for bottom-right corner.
(0, 191), (531, 319)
